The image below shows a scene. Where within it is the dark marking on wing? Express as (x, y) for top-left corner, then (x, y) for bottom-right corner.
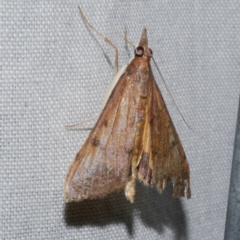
(92, 138), (100, 146)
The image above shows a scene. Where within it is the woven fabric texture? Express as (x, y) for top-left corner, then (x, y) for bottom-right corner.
(1, 0), (240, 239)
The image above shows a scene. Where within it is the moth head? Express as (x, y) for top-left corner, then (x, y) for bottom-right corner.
(135, 27), (153, 59)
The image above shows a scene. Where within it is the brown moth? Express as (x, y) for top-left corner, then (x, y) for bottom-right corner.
(64, 7), (191, 203)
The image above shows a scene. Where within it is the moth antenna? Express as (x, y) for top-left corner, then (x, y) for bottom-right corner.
(78, 6), (118, 74)
(65, 114), (99, 128)
(124, 27), (135, 49)
(152, 57), (196, 135)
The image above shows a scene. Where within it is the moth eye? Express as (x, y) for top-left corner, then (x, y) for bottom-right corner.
(149, 48), (153, 55)
(134, 46), (144, 57)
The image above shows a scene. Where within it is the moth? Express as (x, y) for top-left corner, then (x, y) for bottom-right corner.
(64, 7), (191, 203)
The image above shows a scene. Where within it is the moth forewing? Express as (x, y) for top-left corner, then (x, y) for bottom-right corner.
(101, 64), (129, 111)
(64, 7), (190, 203)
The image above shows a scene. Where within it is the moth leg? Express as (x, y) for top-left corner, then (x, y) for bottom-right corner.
(124, 170), (137, 203)
(65, 113), (100, 128)
(124, 27), (135, 50)
(78, 6), (118, 75)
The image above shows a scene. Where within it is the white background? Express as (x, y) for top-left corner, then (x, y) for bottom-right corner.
(1, 0), (240, 239)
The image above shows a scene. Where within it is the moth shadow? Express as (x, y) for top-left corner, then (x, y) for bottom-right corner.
(134, 182), (189, 240)
(64, 191), (134, 235)
(124, 42), (133, 58)
(64, 182), (189, 239)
